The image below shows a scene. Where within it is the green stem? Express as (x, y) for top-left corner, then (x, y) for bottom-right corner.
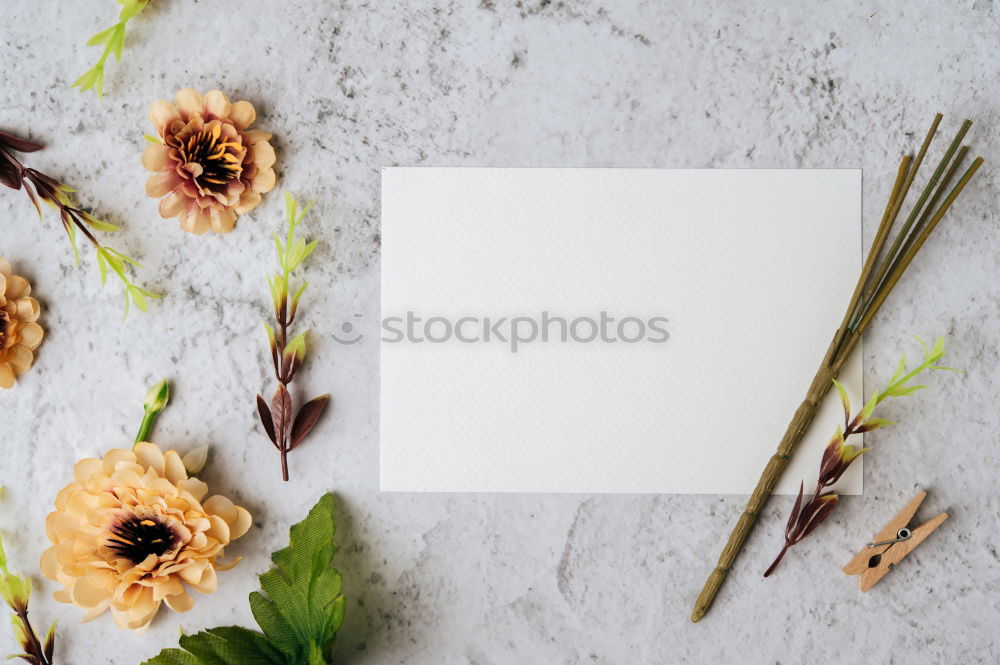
(134, 411), (157, 445)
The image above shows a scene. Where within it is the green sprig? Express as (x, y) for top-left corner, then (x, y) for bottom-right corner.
(257, 193), (329, 482)
(851, 335), (955, 426)
(765, 336), (955, 577)
(95, 246), (161, 317)
(0, 514), (56, 664)
(72, 0), (151, 98)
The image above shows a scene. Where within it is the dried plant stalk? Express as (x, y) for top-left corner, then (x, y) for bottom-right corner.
(690, 114), (983, 623)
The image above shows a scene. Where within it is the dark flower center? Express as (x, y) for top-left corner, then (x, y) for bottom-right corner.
(0, 310), (9, 347)
(107, 516), (178, 564)
(179, 124), (243, 187)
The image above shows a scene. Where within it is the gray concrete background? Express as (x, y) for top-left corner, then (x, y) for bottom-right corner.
(2, 1), (998, 663)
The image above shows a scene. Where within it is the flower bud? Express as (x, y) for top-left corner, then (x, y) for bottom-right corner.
(143, 378), (170, 415)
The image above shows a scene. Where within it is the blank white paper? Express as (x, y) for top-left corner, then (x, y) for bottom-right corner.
(380, 168), (862, 494)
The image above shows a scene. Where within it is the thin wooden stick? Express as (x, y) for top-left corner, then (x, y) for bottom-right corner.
(859, 118), (970, 308)
(857, 156), (983, 333)
(826, 154), (911, 365)
(690, 115), (981, 623)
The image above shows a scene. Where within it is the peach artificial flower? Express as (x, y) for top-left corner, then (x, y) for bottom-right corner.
(41, 443), (252, 631)
(0, 257), (43, 389)
(143, 88), (276, 235)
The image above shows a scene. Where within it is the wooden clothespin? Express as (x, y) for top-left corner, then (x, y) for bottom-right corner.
(843, 490), (948, 591)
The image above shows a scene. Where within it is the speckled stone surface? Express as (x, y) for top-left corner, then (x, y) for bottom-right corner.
(1, 1), (998, 663)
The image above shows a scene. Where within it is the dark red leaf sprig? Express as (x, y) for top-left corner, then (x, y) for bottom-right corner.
(0, 128), (157, 315)
(256, 193), (330, 481)
(763, 337), (952, 577)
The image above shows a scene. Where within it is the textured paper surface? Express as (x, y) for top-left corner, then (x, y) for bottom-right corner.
(380, 168), (862, 494)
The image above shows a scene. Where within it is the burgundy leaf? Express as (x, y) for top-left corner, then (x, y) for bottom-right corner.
(799, 493), (839, 540)
(24, 168), (62, 189)
(279, 350), (292, 383)
(271, 383), (293, 446)
(43, 627), (54, 663)
(289, 394), (330, 450)
(0, 153), (20, 190)
(256, 394), (278, 447)
(0, 129), (44, 153)
(784, 481), (805, 540)
(285, 353), (303, 383)
(22, 183), (40, 217)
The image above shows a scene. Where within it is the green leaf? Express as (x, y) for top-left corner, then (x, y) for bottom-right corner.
(96, 249), (109, 285)
(129, 285), (149, 312)
(859, 391), (880, 421)
(283, 191), (298, 227)
(144, 133), (162, 144)
(74, 0), (149, 97)
(85, 25), (118, 47)
(71, 66), (99, 91)
(63, 220), (81, 265)
(141, 494), (344, 665)
(110, 24), (127, 61)
(82, 213), (120, 232)
(143, 628), (283, 665)
(861, 417), (896, 430)
(832, 378), (850, 424)
(251, 493), (344, 663)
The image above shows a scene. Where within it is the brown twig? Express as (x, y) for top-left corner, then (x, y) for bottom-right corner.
(690, 114), (983, 623)
(255, 193), (331, 481)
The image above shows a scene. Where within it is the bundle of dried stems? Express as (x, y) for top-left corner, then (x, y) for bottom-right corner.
(691, 114), (983, 623)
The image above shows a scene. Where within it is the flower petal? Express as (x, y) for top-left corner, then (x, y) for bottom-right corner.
(19, 321), (45, 350)
(164, 589), (195, 613)
(8, 345), (33, 374)
(251, 141), (276, 169)
(228, 100), (256, 129)
(209, 208), (237, 234)
(178, 477), (209, 502)
(146, 171), (181, 199)
(102, 448), (137, 474)
(141, 144), (170, 172)
(148, 100), (180, 133)
(158, 190), (189, 219)
(163, 450), (187, 483)
(73, 458), (104, 484)
(229, 506), (252, 540)
(190, 563), (217, 594)
(251, 167), (276, 194)
(3, 275), (29, 300)
(234, 191), (261, 214)
(203, 90), (231, 119)
(174, 88), (204, 120)
(13, 297), (38, 322)
(134, 442), (166, 475)
(0, 258), (10, 276)
(18, 297), (40, 323)
(203, 495), (238, 523)
(0, 364), (13, 389)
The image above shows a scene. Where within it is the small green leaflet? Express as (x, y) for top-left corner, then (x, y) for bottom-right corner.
(73, 0), (150, 98)
(142, 493), (345, 665)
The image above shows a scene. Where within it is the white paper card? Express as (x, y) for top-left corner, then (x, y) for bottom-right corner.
(380, 168), (862, 494)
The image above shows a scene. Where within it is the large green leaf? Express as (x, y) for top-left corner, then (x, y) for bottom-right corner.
(143, 493), (344, 665)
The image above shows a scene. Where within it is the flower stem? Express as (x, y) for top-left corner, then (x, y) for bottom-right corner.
(15, 608), (52, 665)
(134, 379), (170, 446)
(762, 544), (789, 578)
(134, 411), (157, 444)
